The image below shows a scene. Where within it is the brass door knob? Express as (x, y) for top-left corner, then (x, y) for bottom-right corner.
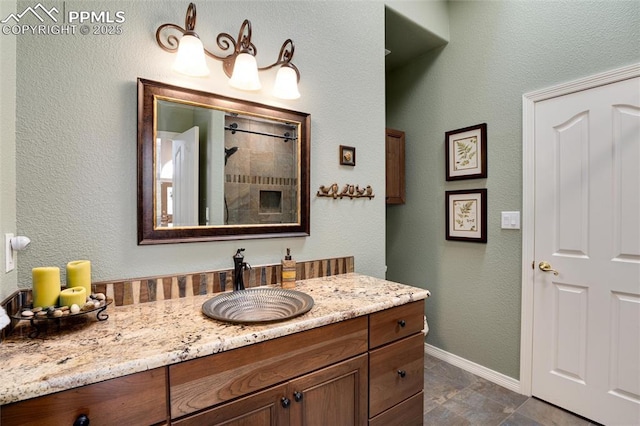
(538, 261), (559, 276)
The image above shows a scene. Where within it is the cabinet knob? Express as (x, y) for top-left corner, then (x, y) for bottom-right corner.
(73, 414), (90, 426)
(294, 391), (303, 402)
(281, 397), (291, 408)
(397, 319), (406, 328)
(397, 369), (407, 378)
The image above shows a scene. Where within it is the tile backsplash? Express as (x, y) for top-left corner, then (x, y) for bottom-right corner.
(94, 256), (354, 307)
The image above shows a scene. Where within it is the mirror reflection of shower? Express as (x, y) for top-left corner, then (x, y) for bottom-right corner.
(224, 122), (297, 143)
(223, 116), (298, 226)
(224, 146), (239, 224)
(224, 146), (239, 165)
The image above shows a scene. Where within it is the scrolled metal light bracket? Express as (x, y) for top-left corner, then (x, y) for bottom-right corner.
(155, 2), (300, 82)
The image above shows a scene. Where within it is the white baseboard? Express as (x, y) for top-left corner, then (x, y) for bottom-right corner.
(425, 343), (523, 394)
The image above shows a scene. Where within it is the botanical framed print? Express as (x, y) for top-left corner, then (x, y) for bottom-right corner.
(445, 123), (487, 180)
(445, 188), (487, 243)
(340, 145), (356, 166)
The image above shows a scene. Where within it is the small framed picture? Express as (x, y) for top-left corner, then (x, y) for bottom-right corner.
(446, 188), (487, 243)
(445, 123), (487, 180)
(339, 145), (356, 166)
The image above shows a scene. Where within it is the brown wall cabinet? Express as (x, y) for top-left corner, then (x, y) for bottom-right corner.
(385, 128), (406, 205)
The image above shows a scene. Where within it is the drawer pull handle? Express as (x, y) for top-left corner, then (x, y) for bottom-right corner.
(398, 320), (406, 327)
(294, 391), (303, 402)
(73, 414), (90, 426)
(281, 397), (291, 408)
(398, 369), (407, 378)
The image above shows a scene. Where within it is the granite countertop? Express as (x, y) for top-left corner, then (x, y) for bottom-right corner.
(0, 273), (429, 406)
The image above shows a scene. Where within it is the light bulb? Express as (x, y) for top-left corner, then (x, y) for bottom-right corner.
(172, 34), (210, 77)
(229, 53), (261, 91)
(273, 66), (300, 100)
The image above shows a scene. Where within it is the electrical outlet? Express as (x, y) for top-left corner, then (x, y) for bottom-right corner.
(5, 233), (15, 272)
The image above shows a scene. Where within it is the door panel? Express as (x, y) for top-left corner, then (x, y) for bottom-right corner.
(610, 292), (640, 401)
(552, 283), (588, 383)
(172, 126), (199, 226)
(532, 76), (640, 425)
(288, 354), (367, 426)
(171, 383), (288, 426)
(554, 112), (589, 257)
(613, 105), (640, 261)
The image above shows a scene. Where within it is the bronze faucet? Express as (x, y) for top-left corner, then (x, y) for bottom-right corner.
(233, 248), (251, 291)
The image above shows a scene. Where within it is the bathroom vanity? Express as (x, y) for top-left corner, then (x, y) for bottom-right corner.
(0, 274), (429, 425)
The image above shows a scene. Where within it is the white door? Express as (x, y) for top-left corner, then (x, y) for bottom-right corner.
(532, 76), (640, 425)
(172, 126), (199, 226)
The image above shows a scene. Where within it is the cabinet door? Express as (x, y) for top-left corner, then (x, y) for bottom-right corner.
(385, 128), (405, 205)
(288, 354), (368, 426)
(172, 383), (289, 426)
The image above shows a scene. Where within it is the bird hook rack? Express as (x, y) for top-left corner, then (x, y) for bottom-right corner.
(316, 183), (375, 200)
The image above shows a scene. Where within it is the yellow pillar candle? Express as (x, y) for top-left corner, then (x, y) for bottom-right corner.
(66, 260), (92, 295)
(59, 286), (87, 307)
(32, 267), (61, 308)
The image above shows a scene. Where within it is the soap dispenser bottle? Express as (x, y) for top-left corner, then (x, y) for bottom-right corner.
(281, 248), (296, 289)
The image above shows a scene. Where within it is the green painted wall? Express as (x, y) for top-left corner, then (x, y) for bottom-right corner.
(386, 1), (640, 379)
(5, 0), (386, 293)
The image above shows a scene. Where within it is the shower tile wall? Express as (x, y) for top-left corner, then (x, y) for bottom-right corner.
(224, 116), (297, 224)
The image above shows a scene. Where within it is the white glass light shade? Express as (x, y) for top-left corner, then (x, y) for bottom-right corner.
(229, 53), (261, 91)
(172, 34), (210, 77)
(273, 66), (301, 100)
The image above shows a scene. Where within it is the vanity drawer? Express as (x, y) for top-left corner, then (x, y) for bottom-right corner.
(369, 300), (424, 349)
(368, 390), (423, 426)
(369, 333), (424, 418)
(1, 368), (168, 426)
(169, 316), (368, 418)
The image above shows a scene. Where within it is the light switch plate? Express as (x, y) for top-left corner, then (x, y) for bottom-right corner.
(5, 233), (15, 272)
(501, 211), (520, 229)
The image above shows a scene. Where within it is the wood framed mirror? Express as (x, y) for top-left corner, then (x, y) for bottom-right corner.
(137, 78), (310, 244)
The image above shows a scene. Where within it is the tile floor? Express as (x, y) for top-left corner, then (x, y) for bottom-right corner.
(423, 353), (602, 425)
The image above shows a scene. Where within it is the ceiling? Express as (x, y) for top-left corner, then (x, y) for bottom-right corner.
(385, 6), (448, 72)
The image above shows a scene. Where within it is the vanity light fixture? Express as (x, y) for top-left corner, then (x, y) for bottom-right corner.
(155, 2), (301, 99)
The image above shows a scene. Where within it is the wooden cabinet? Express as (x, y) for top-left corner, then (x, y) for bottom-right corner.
(172, 383), (289, 426)
(169, 317), (368, 419)
(385, 128), (406, 205)
(0, 368), (168, 426)
(289, 354), (368, 426)
(170, 317), (368, 425)
(369, 300), (424, 349)
(368, 391), (424, 426)
(176, 354), (368, 426)
(1, 302), (425, 426)
(369, 334), (424, 418)
(368, 300), (425, 425)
